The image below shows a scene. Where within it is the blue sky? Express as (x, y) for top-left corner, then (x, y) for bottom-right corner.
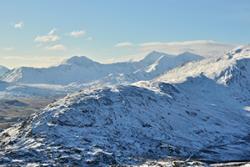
(0, 0), (249, 67)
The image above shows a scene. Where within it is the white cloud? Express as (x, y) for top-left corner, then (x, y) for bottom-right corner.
(139, 40), (235, 57)
(0, 55), (70, 68)
(14, 21), (24, 29)
(139, 40), (217, 47)
(115, 42), (133, 48)
(46, 44), (66, 51)
(48, 28), (57, 35)
(69, 30), (86, 38)
(108, 40), (236, 63)
(34, 29), (60, 43)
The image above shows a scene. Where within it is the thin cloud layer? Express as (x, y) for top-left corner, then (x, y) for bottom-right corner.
(69, 30), (86, 38)
(115, 42), (133, 48)
(46, 44), (66, 51)
(35, 29), (60, 43)
(14, 21), (24, 29)
(139, 40), (235, 57)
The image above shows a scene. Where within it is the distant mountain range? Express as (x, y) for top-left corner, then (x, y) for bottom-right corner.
(0, 46), (250, 166)
(1, 51), (203, 85)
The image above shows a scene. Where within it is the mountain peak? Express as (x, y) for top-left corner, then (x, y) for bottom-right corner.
(226, 45), (250, 59)
(177, 51), (204, 60)
(63, 56), (99, 66)
(140, 51), (170, 65)
(147, 50), (168, 57)
(0, 65), (9, 76)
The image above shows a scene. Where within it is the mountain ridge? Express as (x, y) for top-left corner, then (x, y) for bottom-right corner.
(0, 73), (249, 166)
(1, 51), (202, 85)
(0, 46), (249, 166)
(0, 65), (9, 77)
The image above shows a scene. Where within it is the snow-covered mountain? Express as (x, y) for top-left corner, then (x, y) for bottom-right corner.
(1, 51), (202, 85)
(0, 80), (9, 91)
(0, 65), (9, 77)
(156, 45), (250, 104)
(0, 46), (249, 166)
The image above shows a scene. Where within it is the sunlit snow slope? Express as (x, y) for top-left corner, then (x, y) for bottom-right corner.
(0, 47), (249, 166)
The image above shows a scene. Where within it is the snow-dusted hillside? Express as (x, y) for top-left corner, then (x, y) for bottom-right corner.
(0, 80), (9, 91)
(0, 78), (249, 166)
(156, 45), (250, 104)
(1, 51), (202, 85)
(0, 65), (9, 77)
(0, 46), (249, 166)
